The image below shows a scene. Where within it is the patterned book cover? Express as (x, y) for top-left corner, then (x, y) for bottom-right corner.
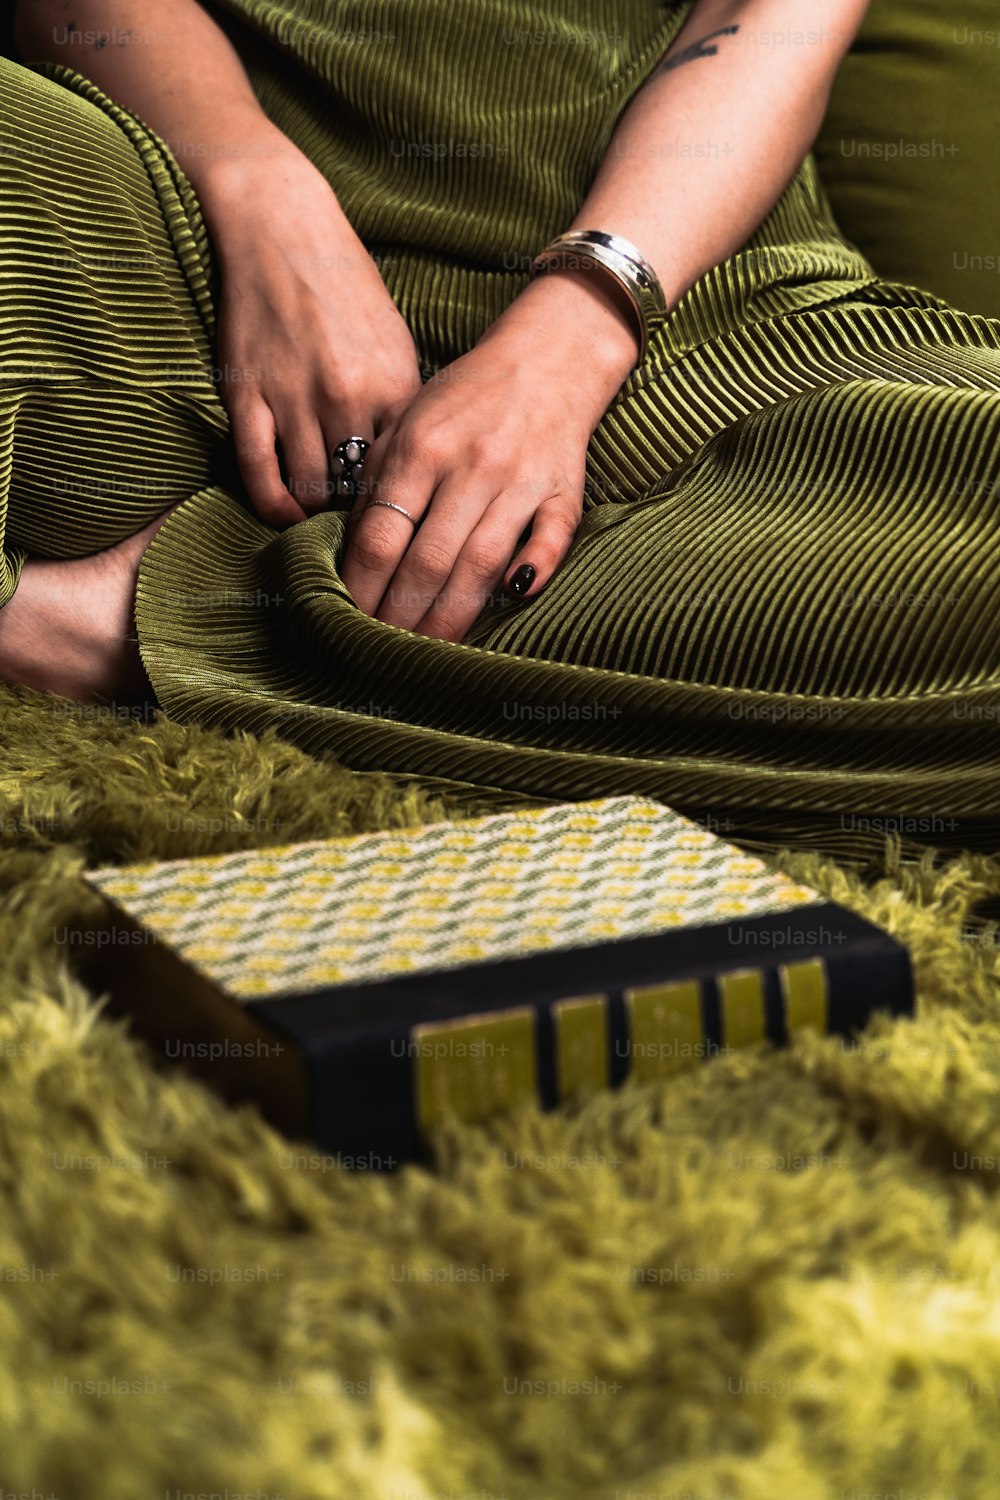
(81, 796), (912, 1162)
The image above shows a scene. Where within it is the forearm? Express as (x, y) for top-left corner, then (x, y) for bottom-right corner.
(493, 0), (870, 417)
(579, 0), (868, 303)
(12, 0), (312, 240)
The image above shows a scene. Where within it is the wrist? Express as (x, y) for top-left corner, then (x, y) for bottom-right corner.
(193, 118), (339, 254)
(480, 267), (642, 426)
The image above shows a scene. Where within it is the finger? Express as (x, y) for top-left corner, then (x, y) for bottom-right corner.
(342, 367), (437, 534)
(336, 370), (421, 525)
(412, 492), (540, 642)
(346, 411), (404, 534)
(228, 395), (308, 528)
(281, 415), (335, 516)
(499, 492), (582, 603)
(340, 496), (429, 617)
(340, 431), (438, 616)
(322, 417), (376, 517)
(374, 477), (502, 630)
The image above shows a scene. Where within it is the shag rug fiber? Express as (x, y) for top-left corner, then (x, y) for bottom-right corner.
(2, 680), (1000, 1500)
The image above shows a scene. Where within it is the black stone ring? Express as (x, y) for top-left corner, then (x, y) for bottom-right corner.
(329, 436), (370, 500)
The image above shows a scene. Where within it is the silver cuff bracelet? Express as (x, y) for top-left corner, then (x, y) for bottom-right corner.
(530, 229), (668, 364)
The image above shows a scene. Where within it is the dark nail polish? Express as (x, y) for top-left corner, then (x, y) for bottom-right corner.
(508, 564), (536, 598)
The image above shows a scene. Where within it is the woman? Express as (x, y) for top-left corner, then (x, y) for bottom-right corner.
(4, 0), (1000, 862)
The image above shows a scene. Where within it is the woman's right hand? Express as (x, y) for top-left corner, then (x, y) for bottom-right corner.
(202, 135), (426, 526)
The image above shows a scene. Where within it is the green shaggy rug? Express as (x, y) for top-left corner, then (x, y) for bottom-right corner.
(2, 680), (1000, 1500)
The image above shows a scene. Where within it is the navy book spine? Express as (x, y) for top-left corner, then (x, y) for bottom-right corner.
(245, 902), (913, 1163)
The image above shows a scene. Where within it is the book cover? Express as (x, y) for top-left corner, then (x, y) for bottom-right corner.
(78, 796), (913, 1162)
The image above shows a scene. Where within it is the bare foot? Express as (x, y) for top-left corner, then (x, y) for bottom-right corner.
(0, 509), (179, 704)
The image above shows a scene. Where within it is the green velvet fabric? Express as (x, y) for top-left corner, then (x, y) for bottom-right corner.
(814, 0), (1000, 318)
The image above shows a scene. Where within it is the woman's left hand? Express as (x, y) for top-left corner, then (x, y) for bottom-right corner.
(339, 270), (641, 643)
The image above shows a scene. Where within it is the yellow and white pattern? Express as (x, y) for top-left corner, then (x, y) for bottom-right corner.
(88, 797), (821, 1002)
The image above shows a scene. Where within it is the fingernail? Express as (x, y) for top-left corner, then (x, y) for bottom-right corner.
(507, 564), (536, 598)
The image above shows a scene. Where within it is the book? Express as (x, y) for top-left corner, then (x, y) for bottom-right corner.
(77, 796), (912, 1164)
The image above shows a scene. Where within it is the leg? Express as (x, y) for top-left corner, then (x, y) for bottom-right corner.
(466, 315), (1000, 686)
(132, 298), (1000, 862)
(0, 56), (226, 687)
(0, 511), (178, 703)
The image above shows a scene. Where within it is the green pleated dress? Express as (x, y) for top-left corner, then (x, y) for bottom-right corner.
(4, 1), (1000, 864)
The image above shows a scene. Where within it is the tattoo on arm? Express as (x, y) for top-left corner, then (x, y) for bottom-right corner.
(654, 24), (740, 78)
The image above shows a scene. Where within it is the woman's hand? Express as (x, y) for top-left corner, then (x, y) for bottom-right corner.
(203, 139), (426, 526)
(14, 1), (427, 526)
(339, 269), (641, 642)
